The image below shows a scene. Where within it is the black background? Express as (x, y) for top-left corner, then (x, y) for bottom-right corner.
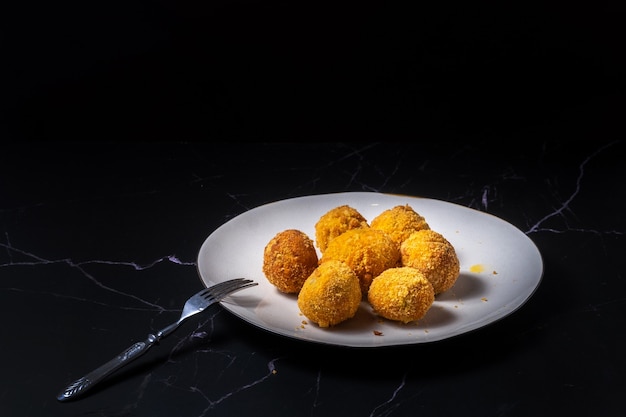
(3, 2), (624, 141)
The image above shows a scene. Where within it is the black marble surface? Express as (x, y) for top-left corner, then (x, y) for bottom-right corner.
(2, 141), (626, 417)
(3, 2), (626, 417)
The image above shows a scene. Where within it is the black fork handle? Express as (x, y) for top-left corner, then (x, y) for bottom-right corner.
(56, 312), (186, 404)
(56, 332), (160, 402)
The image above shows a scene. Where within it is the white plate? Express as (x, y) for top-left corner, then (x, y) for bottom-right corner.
(197, 192), (543, 347)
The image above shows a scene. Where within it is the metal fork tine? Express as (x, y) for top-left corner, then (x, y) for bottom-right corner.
(203, 279), (256, 304)
(196, 278), (248, 298)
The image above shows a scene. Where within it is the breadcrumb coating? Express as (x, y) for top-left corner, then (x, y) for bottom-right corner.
(370, 204), (430, 248)
(368, 267), (435, 323)
(262, 229), (319, 293)
(320, 228), (399, 295)
(297, 260), (362, 327)
(314, 205), (369, 253)
(400, 229), (460, 294)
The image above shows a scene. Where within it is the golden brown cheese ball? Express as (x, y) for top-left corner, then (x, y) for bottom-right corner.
(262, 229), (319, 294)
(370, 204), (430, 248)
(314, 205), (369, 253)
(320, 228), (399, 295)
(400, 229), (460, 294)
(297, 260), (362, 327)
(368, 267), (435, 323)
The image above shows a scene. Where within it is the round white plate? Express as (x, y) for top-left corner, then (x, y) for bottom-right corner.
(197, 192), (543, 347)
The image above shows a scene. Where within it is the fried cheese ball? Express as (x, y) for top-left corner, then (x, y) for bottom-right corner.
(262, 229), (319, 294)
(314, 205), (369, 253)
(368, 267), (435, 323)
(320, 228), (399, 295)
(297, 260), (362, 327)
(370, 204), (430, 248)
(400, 229), (460, 294)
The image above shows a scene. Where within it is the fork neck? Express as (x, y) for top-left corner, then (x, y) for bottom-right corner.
(156, 322), (180, 341)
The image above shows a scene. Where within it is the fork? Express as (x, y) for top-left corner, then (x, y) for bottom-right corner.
(57, 278), (257, 402)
